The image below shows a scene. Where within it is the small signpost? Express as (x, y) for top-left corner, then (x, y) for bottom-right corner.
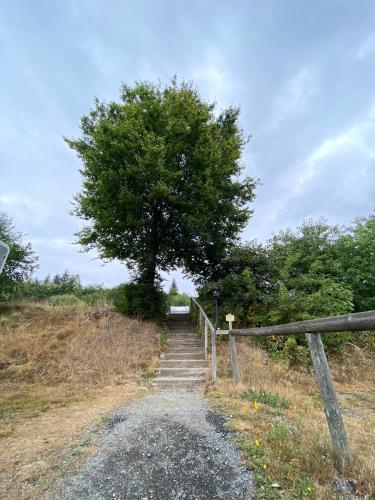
(0, 240), (10, 274)
(226, 313), (241, 384)
(226, 313), (235, 330)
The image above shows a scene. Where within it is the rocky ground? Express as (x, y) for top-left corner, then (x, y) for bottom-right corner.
(55, 389), (254, 500)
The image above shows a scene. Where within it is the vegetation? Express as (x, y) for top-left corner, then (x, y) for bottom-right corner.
(166, 279), (190, 308)
(0, 212), (38, 301)
(208, 339), (375, 498)
(65, 79), (256, 317)
(198, 214), (375, 360)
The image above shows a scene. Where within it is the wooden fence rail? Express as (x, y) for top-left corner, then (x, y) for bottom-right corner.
(190, 299), (375, 473)
(190, 298), (216, 380)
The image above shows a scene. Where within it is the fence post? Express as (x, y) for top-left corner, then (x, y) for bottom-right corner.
(305, 332), (352, 473)
(211, 329), (217, 381)
(229, 334), (241, 384)
(204, 318), (208, 359)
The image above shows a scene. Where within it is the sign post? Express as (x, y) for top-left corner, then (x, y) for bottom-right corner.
(226, 313), (241, 384)
(0, 240), (10, 274)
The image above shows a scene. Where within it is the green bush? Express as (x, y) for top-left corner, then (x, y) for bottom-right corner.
(47, 294), (84, 306)
(113, 281), (166, 320)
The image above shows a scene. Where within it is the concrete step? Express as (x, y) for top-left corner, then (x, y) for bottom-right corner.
(164, 347), (203, 355)
(157, 367), (208, 377)
(167, 340), (202, 346)
(169, 336), (198, 340)
(167, 346), (202, 351)
(162, 352), (205, 360)
(153, 377), (206, 387)
(159, 359), (207, 368)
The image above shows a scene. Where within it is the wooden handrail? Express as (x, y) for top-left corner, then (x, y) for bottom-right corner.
(216, 308), (375, 473)
(227, 309), (375, 337)
(190, 297), (215, 333)
(190, 297), (216, 381)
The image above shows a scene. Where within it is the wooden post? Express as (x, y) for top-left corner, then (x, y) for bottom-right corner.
(211, 329), (217, 381)
(204, 318), (208, 359)
(305, 333), (352, 473)
(229, 334), (241, 384)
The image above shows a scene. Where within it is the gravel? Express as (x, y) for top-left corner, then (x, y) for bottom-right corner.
(57, 389), (254, 499)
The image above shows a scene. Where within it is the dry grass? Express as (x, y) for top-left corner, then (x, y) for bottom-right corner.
(207, 337), (375, 499)
(0, 302), (163, 498)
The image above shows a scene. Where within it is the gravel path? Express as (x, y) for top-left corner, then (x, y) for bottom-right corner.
(58, 389), (254, 499)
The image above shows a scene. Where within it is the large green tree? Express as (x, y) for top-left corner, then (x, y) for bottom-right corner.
(66, 80), (256, 289)
(0, 212), (38, 300)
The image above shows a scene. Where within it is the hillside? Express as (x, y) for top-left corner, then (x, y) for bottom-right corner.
(0, 302), (163, 498)
(207, 337), (375, 498)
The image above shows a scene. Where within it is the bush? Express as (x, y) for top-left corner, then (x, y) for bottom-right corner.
(47, 294), (84, 306)
(113, 281), (166, 320)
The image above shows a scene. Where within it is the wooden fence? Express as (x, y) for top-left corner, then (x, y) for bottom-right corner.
(190, 298), (375, 473)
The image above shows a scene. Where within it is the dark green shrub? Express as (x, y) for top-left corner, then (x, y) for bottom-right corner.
(113, 281), (166, 320)
(47, 294), (84, 306)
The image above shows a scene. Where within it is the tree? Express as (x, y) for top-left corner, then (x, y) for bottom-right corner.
(169, 278), (178, 294)
(0, 212), (38, 300)
(198, 241), (272, 324)
(66, 79), (256, 301)
(337, 213), (375, 311)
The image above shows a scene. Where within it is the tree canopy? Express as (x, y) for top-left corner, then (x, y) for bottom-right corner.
(0, 212), (38, 300)
(66, 79), (256, 295)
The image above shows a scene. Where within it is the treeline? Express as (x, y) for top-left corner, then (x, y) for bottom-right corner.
(197, 214), (375, 359)
(0, 211), (189, 315)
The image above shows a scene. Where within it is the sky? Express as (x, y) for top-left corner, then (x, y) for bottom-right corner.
(1, 0), (375, 295)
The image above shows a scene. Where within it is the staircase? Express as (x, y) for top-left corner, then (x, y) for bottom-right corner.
(153, 313), (208, 388)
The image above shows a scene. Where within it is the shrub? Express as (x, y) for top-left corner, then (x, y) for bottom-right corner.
(47, 294), (84, 306)
(113, 281), (166, 320)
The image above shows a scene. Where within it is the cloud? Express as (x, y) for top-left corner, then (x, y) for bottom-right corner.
(269, 66), (318, 129)
(191, 51), (234, 106)
(291, 104), (375, 195)
(0, 194), (48, 228)
(357, 33), (375, 60)
(29, 237), (73, 249)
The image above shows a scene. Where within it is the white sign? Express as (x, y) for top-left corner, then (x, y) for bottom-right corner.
(226, 314), (235, 322)
(0, 240), (10, 273)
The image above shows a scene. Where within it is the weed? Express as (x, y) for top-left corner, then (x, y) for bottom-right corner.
(242, 387), (290, 410)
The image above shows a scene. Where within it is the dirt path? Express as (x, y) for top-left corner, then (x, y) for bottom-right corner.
(56, 389), (254, 499)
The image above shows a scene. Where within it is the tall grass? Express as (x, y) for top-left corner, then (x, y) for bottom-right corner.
(0, 302), (162, 417)
(208, 337), (375, 498)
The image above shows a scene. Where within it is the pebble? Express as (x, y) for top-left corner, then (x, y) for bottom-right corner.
(58, 390), (254, 499)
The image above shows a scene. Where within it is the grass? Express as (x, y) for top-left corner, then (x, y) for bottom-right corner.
(207, 337), (375, 499)
(0, 301), (163, 497)
(241, 387), (290, 411)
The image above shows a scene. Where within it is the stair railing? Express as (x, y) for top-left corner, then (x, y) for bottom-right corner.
(216, 309), (375, 473)
(190, 297), (216, 381)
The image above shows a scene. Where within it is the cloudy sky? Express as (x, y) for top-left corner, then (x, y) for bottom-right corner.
(1, 1), (374, 294)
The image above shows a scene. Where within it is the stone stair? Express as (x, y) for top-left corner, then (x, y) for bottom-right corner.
(153, 313), (208, 388)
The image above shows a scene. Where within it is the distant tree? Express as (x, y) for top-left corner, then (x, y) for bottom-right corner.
(337, 213), (375, 311)
(66, 79), (256, 311)
(169, 278), (178, 294)
(0, 212), (38, 300)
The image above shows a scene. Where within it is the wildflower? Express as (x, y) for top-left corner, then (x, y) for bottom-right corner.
(306, 486), (312, 492)
(262, 464), (268, 469)
(255, 439), (260, 447)
(252, 400), (260, 411)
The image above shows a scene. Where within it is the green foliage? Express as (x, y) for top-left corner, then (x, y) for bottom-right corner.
(241, 388), (290, 410)
(112, 280), (166, 319)
(198, 215), (375, 362)
(166, 279), (190, 308)
(66, 78), (256, 306)
(47, 294), (84, 306)
(15, 270), (110, 307)
(0, 212), (38, 300)
(337, 214), (375, 312)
